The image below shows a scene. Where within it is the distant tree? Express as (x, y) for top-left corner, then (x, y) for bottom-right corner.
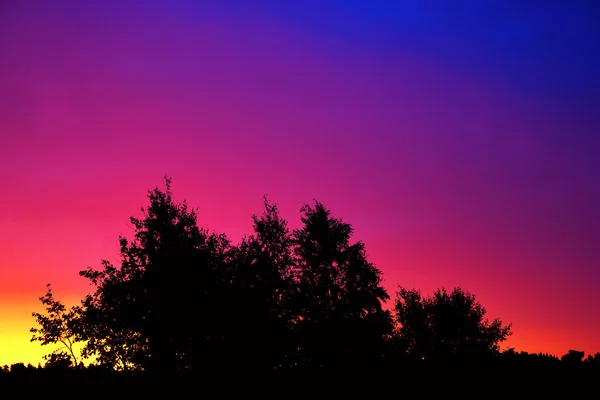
(499, 349), (562, 372)
(43, 351), (73, 370)
(30, 283), (81, 367)
(561, 349), (585, 365)
(584, 352), (600, 367)
(293, 200), (392, 369)
(9, 363), (26, 373)
(394, 286), (512, 360)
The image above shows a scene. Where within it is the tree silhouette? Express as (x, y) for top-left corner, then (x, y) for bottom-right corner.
(43, 351), (74, 370)
(78, 258), (150, 371)
(293, 200), (392, 369)
(394, 286), (512, 360)
(30, 283), (81, 367)
(392, 286), (431, 358)
(78, 177), (224, 374)
(27, 176), (587, 384)
(584, 352), (600, 367)
(221, 197), (298, 371)
(561, 349), (585, 365)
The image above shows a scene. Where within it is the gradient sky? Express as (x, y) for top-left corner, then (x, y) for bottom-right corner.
(1, 0), (599, 366)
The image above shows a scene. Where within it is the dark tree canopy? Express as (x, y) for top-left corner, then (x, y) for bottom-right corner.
(561, 349), (585, 365)
(394, 286), (512, 360)
(78, 177), (225, 374)
(27, 177), (532, 380)
(293, 201), (392, 369)
(219, 197), (297, 371)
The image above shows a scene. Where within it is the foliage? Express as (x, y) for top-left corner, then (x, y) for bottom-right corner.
(78, 257), (150, 371)
(30, 284), (81, 367)
(584, 352), (600, 366)
(220, 197), (298, 371)
(77, 177), (217, 373)
(561, 349), (585, 364)
(394, 286), (512, 359)
(293, 200), (392, 368)
(26, 176), (529, 375)
(43, 351), (73, 370)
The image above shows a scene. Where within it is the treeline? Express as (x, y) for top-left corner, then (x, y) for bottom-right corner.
(17, 177), (599, 382)
(2, 349), (599, 384)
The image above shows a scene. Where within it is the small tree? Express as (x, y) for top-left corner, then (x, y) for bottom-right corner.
(43, 351), (73, 370)
(394, 286), (512, 360)
(584, 352), (600, 367)
(30, 284), (81, 367)
(561, 349), (585, 365)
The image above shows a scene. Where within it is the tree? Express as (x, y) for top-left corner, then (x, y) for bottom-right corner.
(293, 200), (392, 369)
(249, 198), (299, 368)
(30, 284), (81, 367)
(584, 352), (600, 368)
(220, 197), (298, 371)
(43, 351), (74, 370)
(78, 260), (150, 371)
(78, 177), (228, 374)
(392, 286), (431, 358)
(394, 286), (512, 360)
(250, 197), (296, 327)
(561, 349), (585, 365)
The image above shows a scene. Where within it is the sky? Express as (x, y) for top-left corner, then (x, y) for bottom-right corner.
(1, 0), (599, 366)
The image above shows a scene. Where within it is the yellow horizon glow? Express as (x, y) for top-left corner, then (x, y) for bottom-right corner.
(0, 293), (85, 367)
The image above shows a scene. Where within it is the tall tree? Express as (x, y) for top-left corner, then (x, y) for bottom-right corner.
(394, 286), (512, 360)
(293, 201), (391, 369)
(222, 197), (297, 371)
(78, 177), (229, 374)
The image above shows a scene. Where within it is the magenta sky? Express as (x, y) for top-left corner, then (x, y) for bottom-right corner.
(1, 1), (599, 365)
